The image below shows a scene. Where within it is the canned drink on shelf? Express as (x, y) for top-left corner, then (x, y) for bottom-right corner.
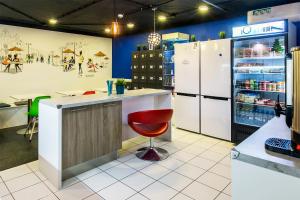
(245, 80), (250, 89)
(276, 82), (285, 92)
(254, 80), (259, 90)
(272, 82), (277, 91)
(236, 80), (242, 89)
(266, 81), (272, 91)
(260, 81), (266, 91)
(250, 80), (254, 90)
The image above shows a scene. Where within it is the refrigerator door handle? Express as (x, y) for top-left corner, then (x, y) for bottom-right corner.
(203, 95), (230, 101)
(176, 93), (198, 97)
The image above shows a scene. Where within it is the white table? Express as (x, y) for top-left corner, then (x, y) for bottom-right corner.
(10, 93), (48, 101)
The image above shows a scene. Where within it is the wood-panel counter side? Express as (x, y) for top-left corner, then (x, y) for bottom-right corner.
(62, 102), (122, 169)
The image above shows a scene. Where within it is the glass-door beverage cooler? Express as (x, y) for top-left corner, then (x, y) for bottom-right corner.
(162, 33), (189, 89)
(231, 20), (296, 143)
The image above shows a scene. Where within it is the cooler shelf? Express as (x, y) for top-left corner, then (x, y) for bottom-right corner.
(235, 101), (278, 108)
(235, 88), (285, 93)
(234, 56), (285, 60)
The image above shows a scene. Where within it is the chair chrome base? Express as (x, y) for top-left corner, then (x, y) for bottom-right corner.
(136, 147), (169, 161)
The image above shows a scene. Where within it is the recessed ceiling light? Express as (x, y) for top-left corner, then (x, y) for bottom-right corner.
(118, 13), (124, 19)
(198, 5), (209, 12)
(127, 23), (135, 29)
(158, 15), (167, 22)
(48, 18), (58, 25)
(104, 28), (111, 33)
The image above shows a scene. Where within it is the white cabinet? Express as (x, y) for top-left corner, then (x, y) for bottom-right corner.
(232, 159), (300, 200)
(201, 96), (231, 140)
(174, 42), (200, 94)
(201, 39), (231, 98)
(174, 94), (200, 133)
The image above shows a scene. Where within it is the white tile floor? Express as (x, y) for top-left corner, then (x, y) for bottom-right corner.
(0, 127), (234, 200)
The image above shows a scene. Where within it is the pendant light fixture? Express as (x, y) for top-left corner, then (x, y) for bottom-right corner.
(111, 0), (120, 36)
(148, 8), (161, 49)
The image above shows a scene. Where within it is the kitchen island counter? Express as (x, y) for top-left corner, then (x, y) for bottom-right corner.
(232, 115), (300, 200)
(232, 115), (300, 178)
(38, 89), (172, 189)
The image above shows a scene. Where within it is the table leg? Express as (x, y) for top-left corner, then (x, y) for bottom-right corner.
(28, 99), (32, 124)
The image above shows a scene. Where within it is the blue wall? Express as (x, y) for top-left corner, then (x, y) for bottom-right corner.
(296, 22), (300, 45)
(112, 16), (247, 78)
(112, 16), (300, 78)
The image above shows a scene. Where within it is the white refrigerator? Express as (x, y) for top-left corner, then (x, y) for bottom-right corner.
(174, 42), (201, 133)
(200, 39), (231, 141)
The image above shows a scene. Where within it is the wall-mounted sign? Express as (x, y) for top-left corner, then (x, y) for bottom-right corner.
(247, 3), (300, 24)
(232, 20), (286, 38)
(252, 7), (272, 16)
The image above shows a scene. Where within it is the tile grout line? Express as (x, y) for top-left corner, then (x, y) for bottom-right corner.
(220, 182), (232, 196)
(9, 181), (44, 198)
(0, 170), (33, 183)
(1, 175), (16, 200)
(40, 177), (61, 200)
(212, 181), (232, 200)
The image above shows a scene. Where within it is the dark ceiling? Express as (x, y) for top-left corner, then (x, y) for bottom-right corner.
(0, 0), (298, 37)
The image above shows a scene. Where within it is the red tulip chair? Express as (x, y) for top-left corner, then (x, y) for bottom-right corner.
(128, 109), (173, 161)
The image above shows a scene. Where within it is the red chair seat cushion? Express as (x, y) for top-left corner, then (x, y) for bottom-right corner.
(129, 122), (168, 137)
(128, 109), (173, 138)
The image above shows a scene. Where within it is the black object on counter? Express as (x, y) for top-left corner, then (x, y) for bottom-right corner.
(265, 138), (300, 158)
(14, 100), (28, 106)
(264, 96), (300, 158)
(285, 105), (293, 128)
(0, 103), (11, 108)
(274, 95), (284, 117)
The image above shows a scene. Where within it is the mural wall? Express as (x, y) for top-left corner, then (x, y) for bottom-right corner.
(0, 24), (112, 102)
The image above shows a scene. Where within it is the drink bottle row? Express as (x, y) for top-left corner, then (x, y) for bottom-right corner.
(236, 79), (285, 92)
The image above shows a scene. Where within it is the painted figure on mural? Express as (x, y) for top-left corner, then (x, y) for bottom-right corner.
(87, 58), (99, 72)
(3, 54), (12, 72)
(68, 56), (75, 71)
(77, 50), (84, 75)
(63, 56), (68, 72)
(13, 54), (22, 72)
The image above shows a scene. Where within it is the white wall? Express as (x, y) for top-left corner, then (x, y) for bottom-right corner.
(0, 24), (112, 103)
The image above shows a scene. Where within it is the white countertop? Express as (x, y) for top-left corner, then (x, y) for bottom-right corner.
(233, 115), (300, 178)
(40, 89), (171, 109)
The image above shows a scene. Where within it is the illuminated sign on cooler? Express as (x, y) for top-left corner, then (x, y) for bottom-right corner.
(232, 20), (286, 38)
